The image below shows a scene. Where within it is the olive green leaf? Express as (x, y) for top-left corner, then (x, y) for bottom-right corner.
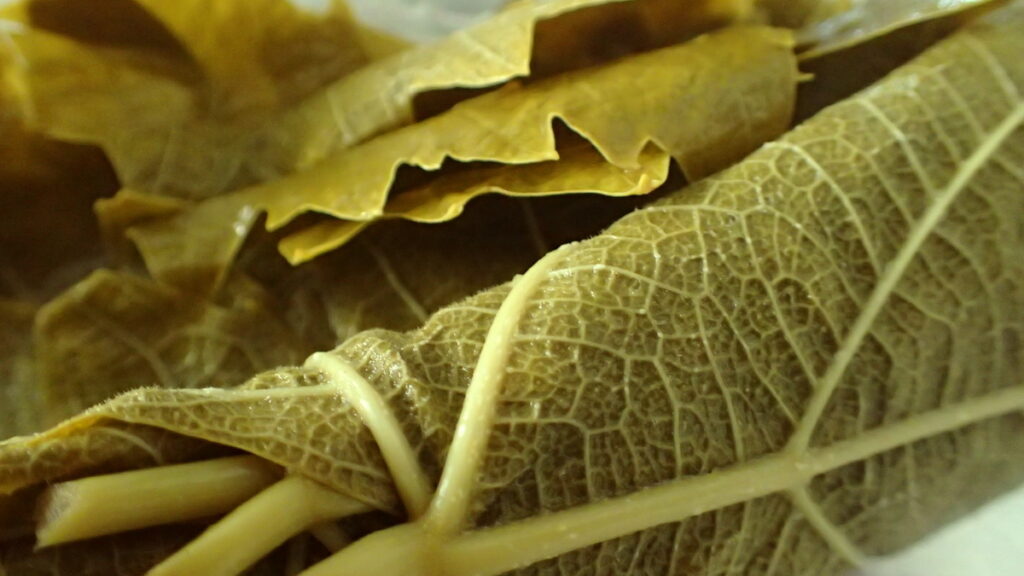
(128, 25), (797, 291)
(4, 0), (375, 200)
(0, 301), (40, 439)
(793, 0), (1001, 58)
(31, 270), (311, 425)
(2, 4), (1022, 575)
(266, 0), (756, 158)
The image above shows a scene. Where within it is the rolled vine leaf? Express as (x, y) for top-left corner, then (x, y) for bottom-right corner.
(1, 2), (1022, 574)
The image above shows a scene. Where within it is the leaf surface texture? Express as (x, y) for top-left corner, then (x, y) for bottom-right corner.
(1, 4), (1022, 575)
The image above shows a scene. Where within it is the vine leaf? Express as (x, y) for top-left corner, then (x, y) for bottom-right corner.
(4, 0), (377, 199)
(31, 270), (311, 426)
(792, 0), (1001, 58)
(3, 0), (747, 203)
(278, 143), (670, 264)
(0, 301), (39, 439)
(128, 25), (797, 290)
(1, 3), (1022, 574)
(264, 0), (756, 153)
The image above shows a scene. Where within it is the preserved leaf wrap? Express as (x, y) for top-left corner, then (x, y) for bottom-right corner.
(2, 2), (1022, 574)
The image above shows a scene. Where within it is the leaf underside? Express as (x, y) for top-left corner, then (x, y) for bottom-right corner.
(2, 1), (1023, 575)
(0, 3), (1021, 575)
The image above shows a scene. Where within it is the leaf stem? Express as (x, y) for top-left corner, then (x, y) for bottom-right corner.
(35, 455), (280, 547)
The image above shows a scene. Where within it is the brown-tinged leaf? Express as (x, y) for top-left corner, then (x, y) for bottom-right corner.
(793, 0), (1001, 57)
(0, 125), (117, 296)
(2, 5), (1022, 575)
(2, 0), (761, 296)
(267, 0), (756, 161)
(5, 0), (748, 204)
(129, 25), (796, 291)
(32, 270), (310, 425)
(0, 300), (40, 438)
(279, 144), (670, 264)
(5, 0), (374, 199)
(264, 194), (648, 342)
(793, 0), (1005, 121)
(252, 25), (794, 225)
(0, 32), (118, 296)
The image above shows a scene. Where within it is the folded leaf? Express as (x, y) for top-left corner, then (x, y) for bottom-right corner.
(794, 0), (1000, 57)
(3, 3), (1022, 574)
(5, 0), (749, 206)
(129, 25), (797, 291)
(306, 6), (1024, 572)
(263, 195), (645, 343)
(0, 301), (40, 439)
(267, 0), (756, 159)
(279, 143), (671, 264)
(32, 270), (311, 425)
(218, 25), (795, 225)
(793, 0), (1004, 121)
(6, 0), (375, 199)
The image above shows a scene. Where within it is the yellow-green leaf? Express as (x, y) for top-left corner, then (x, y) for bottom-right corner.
(5, 0), (373, 199)
(32, 270), (310, 424)
(279, 144), (670, 264)
(129, 25), (796, 291)
(3, 5), (1021, 573)
(269, 0), (756, 158)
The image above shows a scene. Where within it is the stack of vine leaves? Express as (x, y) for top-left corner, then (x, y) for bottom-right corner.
(0, 0), (1021, 574)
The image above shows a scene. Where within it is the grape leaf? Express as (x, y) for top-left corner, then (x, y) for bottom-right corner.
(278, 143), (671, 264)
(31, 270), (311, 426)
(127, 25), (796, 291)
(791, 0), (1005, 121)
(266, 0), (756, 157)
(4, 0), (376, 199)
(3, 0), (747, 205)
(3, 2), (1023, 575)
(793, 0), (1001, 58)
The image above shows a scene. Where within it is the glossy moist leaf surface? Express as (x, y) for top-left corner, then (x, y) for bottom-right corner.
(0, 301), (39, 439)
(127, 24), (796, 289)
(793, 0), (1000, 57)
(2, 4), (1022, 575)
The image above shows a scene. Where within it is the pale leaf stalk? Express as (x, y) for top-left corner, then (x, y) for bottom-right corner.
(425, 245), (573, 535)
(305, 352), (433, 517)
(35, 455), (280, 547)
(148, 474), (373, 576)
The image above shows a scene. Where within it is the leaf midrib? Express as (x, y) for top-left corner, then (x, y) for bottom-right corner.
(443, 383), (1024, 576)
